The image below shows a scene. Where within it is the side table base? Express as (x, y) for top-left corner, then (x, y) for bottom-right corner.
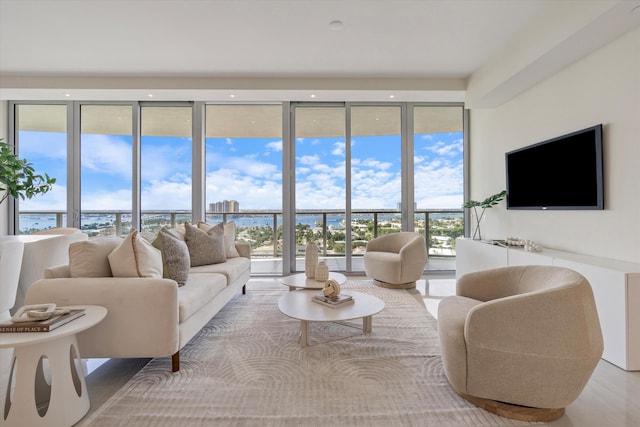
(3, 335), (89, 427)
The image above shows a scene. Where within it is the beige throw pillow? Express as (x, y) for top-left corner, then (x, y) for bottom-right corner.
(69, 237), (123, 277)
(159, 229), (190, 286)
(185, 222), (226, 266)
(198, 221), (239, 258)
(108, 230), (163, 278)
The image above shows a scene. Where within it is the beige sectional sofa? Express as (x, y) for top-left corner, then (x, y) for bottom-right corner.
(25, 222), (251, 372)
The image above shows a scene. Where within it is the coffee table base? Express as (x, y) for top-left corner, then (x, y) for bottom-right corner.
(298, 315), (373, 347)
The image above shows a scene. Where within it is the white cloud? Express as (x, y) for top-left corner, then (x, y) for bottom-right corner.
(361, 158), (392, 170)
(299, 155), (319, 165)
(81, 134), (132, 177)
(266, 140), (282, 152)
(141, 179), (192, 210)
(332, 142), (345, 156)
(206, 168), (282, 210)
(224, 157), (277, 178)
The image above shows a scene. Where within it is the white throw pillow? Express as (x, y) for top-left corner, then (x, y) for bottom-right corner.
(69, 237), (123, 277)
(108, 230), (163, 278)
(198, 221), (240, 258)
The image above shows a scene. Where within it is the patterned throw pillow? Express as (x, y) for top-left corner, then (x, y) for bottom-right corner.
(159, 229), (190, 286)
(184, 222), (226, 266)
(108, 229), (163, 278)
(198, 221), (240, 258)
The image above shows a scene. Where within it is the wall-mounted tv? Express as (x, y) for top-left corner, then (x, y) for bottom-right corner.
(506, 124), (604, 210)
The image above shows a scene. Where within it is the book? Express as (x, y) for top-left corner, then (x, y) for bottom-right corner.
(311, 293), (354, 308)
(0, 309), (86, 333)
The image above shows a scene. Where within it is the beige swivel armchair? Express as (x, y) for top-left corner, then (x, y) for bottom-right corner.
(438, 265), (603, 421)
(363, 232), (427, 289)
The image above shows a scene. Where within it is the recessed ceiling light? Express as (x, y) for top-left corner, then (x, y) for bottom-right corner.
(389, 94), (395, 99)
(310, 94), (316, 98)
(147, 94), (153, 98)
(64, 93), (71, 97)
(329, 20), (344, 31)
(229, 94), (236, 98)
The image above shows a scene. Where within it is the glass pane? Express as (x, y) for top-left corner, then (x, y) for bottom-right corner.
(295, 107), (346, 272)
(80, 105), (133, 237)
(205, 105), (283, 274)
(351, 106), (402, 271)
(413, 106), (464, 270)
(141, 106), (193, 231)
(16, 104), (67, 234)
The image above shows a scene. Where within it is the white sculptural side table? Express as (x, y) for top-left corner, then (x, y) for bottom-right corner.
(0, 305), (107, 427)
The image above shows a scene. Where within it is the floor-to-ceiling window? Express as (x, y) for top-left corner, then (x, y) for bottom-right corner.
(80, 104), (133, 236)
(413, 106), (464, 260)
(205, 104), (283, 274)
(350, 105), (403, 269)
(140, 105), (193, 231)
(10, 100), (464, 273)
(14, 104), (68, 233)
(293, 105), (347, 271)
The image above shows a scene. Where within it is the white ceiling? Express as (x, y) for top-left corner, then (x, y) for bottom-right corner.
(1, 0), (639, 104)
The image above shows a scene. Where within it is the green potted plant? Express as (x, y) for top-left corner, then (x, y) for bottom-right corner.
(462, 190), (506, 240)
(0, 138), (56, 205)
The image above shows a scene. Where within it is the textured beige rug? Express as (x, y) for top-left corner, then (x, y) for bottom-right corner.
(79, 280), (528, 427)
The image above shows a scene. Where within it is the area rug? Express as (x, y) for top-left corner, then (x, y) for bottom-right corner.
(79, 279), (529, 427)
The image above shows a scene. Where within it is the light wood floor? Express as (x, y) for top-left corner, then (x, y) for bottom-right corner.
(79, 274), (640, 427)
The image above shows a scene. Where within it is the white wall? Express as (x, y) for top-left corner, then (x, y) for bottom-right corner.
(468, 27), (640, 264)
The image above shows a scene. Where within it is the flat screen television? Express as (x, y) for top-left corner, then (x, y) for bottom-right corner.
(505, 124), (604, 210)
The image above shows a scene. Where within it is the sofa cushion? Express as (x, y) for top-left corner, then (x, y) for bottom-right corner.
(189, 256), (251, 284)
(108, 230), (163, 278)
(177, 273), (227, 322)
(69, 237), (123, 278)
(184, 222), (226, 266)
(198, 221), (240, 258)
(159, 229), (190, 286)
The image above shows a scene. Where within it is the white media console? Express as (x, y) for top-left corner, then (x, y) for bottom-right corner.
(456, 238), (640, 371)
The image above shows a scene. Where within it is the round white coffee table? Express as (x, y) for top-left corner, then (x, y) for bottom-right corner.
(279, 272), (347, 291)
(0, 305), (107, 427)
(278, 290), (384, 347)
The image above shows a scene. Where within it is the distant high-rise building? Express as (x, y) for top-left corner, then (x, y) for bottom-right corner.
(208, 200), (239, 213)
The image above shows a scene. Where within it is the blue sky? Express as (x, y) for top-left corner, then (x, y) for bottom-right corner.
(18, 130), (463, 212)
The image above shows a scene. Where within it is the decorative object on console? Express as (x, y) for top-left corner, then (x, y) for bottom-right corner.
(505, 237), (542, 251)
(305, 242), (318, 279)
(505, 236), (525, 246)
(524, 240), (543, 252)
(315, 261), (329, 282)
(462, 190), (506, 240)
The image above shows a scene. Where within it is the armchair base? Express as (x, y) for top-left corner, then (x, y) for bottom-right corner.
(373, 279), (416, 290)
(456, 391), (565, 422)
